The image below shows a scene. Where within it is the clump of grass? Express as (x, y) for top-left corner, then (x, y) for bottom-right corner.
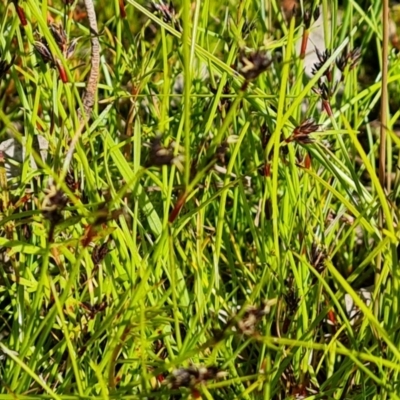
(0, 0), (399, 398)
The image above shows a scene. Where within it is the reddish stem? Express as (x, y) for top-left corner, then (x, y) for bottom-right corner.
(327, 308), (337, 326)
(322, 100), (333, 117)
(16, 5), (27, 26)
(300, 30), (309, 59)
(169, 192), (188, 223)
(304, 153), (311, 169)
(119, 0), (127, 18)
(264, 163), (271, 177)
(56, 61), (68, 83)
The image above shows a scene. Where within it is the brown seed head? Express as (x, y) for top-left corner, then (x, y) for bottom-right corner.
(286, 118), (320, 144)
(92, 242), (110, 265)
(49, 23), (68, 54)
(166, 366), (226, 389)
(237, 50), (272, 81)
(336, 47), (362, 72)
(34, 39), (55, 65)
(0, 55), (14, 80)
(149, 0), (182, 31)
(311, 48), (332, 78)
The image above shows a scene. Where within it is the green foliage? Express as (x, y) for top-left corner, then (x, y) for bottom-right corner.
(0, 0), (399, 398)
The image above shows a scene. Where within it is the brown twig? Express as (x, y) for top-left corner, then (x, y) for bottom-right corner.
(79, 0), (100, 121)
(61, 0), (100, 179)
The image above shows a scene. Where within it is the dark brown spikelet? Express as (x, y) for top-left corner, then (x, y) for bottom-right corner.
(336, 47), (362, 72)
(284, 273), (295, 300)
(0, 55), (15, 80)
(34, 39), (54, 64)
(315, 48), (331, 66)
(237, 303), (271, 335)
(236, 49), (273, 82)
(313, 7), (320, 22)
(146, 137), (175, 167)
(81, 207), (122, 247)
(166, 366), (226, 389)
(80, 301), (108, 319)
(149, 0), (181, 31)
(66, 38), (78, 60)
(49, 23), (68, 54)
(91, 242), (110, 265)
(310, 242), (326, 273)
(336, 53), (347, 73)
(285, 118), (320, 144)
(49, 23), (78, 60)
(34, 28), (75, 83)
(215, 141), (229, 165)
(311, 48), (332, 80)
(312, 80), (334, 115)
(42, 187), (68, 220)
(65, 168), (80, 192)
(303, 9), (312, 29)
(312, 80), (331, 101)
(41, 185), (68, 241)
(33, 36), (69, 83)
(260, 124), (271, 149)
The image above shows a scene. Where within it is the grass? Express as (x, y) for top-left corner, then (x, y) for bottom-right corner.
(1, 0), (400, 398)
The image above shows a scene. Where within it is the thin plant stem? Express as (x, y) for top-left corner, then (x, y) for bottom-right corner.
(376, 0), (389, 318)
